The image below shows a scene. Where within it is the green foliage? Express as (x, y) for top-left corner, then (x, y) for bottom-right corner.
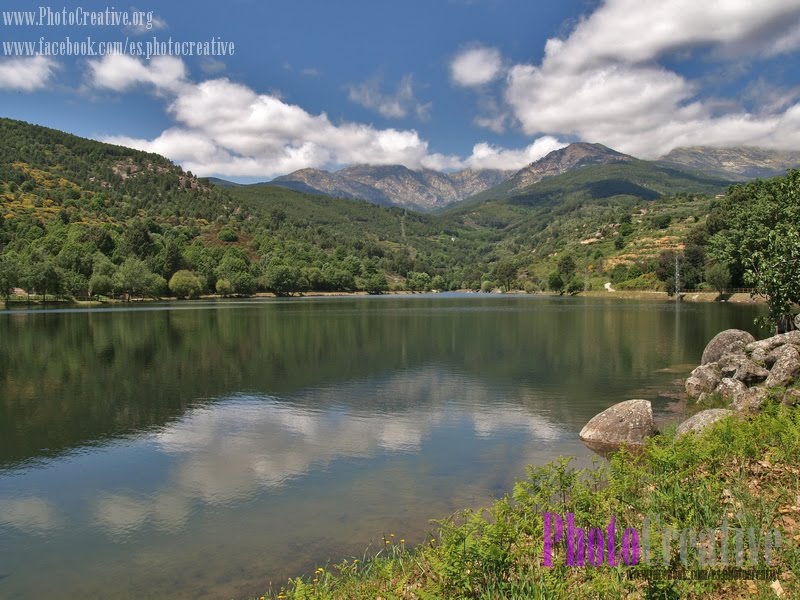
(705, 262), (731, 295)
(262, 262), (303, 296)
(652, 213), (672, 229)
(556, 255), (576, 280)
(0, 251), (19, 301)
(491, 260), (518, 291)
(215, 278), (233, 297)
(363, 272), (389, 295)
(114, 258), (161, 299)
(89, 273), (113, 297)
(609, 264), (629, 284)
(168, 270), (204, 299)
(566, 277), (583, 295)
(218, 226), (238, 242)
(547, 272), (564, 294)
(216, 248), (256, 296)
(709, 170), (800, 331)
(407, 271), (432, 292)
(430, 274), (446, 292)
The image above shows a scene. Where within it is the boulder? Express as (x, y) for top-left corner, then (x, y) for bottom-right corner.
(765, 344), (800, 368)
(685, 363), (722, 399)
(764, 344), (800, 369)
(764, 345), (800, 388)
(732, 386), (769, 413)
(701, 329), (756, 365)
(719, 355), (769, 384)
(783, 389), (800, 406)
(676, 409), (735, 437)
(747, 331), (800, 363)
(579, 399), (655, 454)
(714, 377), (747, 402)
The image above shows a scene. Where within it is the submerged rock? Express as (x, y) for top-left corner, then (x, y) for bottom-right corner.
(579, 399), (654, 454)
(701, 329), (756, 365)
(676, 409), (735, 437)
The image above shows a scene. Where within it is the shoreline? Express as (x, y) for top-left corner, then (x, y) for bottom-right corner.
(2, 288), (767, 309)
(579, 289), (767, 304)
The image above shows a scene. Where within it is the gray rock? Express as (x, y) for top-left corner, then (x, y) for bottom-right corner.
(719, 355), (770, 384)
(783, 389), (800, 406)
(714, 377), (747, 402)
(676, 409), (736, 437)
(765, 344), (800, 368)
(746, 331), (800, 362)
(732, 386), (769, 412)
(765, 345), (800, 388)
(579, 399), (655, 454)
(701, 329), (756, 365)
(685, 363), (722, 398)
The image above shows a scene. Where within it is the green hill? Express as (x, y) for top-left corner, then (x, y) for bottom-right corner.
(0, 118), (750, 299)
(457, 158), (731, 208)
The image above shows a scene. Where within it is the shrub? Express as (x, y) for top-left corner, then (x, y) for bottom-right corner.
(169, 270), (203, 299)
(217, 227), (238, 242)
(215, 278), (233, 297)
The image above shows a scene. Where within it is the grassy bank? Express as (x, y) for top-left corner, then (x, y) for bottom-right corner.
(259, 398), (800, 600)
(579, 289), (766, 304)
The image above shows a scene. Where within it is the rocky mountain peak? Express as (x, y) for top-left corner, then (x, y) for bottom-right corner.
(504, 142), (634, 192)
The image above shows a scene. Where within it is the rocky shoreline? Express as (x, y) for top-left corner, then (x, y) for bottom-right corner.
(580, 327), (800, 452)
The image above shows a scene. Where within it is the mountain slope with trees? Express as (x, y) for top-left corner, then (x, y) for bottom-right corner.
(0, 117), (796, 314)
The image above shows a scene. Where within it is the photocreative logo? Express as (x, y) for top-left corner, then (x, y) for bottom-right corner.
(542, 512), (782, 578)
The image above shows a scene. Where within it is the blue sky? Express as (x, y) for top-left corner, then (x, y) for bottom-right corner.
(2, 0), (800, 182)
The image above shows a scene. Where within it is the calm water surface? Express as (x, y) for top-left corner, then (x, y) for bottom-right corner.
(0, 294), (763, 599)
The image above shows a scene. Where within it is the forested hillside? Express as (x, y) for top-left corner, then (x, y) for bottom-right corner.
(0, 118), (780, 301)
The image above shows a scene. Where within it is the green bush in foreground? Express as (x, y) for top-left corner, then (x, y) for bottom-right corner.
(262, 401), (800, 600)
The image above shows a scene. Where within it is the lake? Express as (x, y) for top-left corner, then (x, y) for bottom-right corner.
(0, 294), (763, 599)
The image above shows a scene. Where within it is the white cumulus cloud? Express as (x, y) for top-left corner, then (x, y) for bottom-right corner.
(502, 0), (800, 157)
(89, 54), (187, 94)
(450, 45), (504, 87)
(0, 56), (58, 91)
(464, 137), (567, 170)
(348, 74), (431, 120)
(90, 55), (556, 177)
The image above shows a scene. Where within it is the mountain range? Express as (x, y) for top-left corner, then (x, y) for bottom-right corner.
(246, 143), (800, 211)
(657, 146), (800, 181)
(0, 116), (790, 299)
(268, 164), (512, 210)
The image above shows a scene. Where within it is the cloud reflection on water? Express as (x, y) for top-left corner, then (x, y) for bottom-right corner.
(87, 367), (566, 536)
